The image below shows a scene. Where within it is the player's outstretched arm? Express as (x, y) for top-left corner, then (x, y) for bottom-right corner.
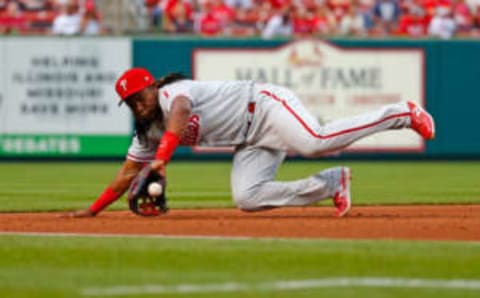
(151, 96), (192, 175)
(65, 159), (145, 217)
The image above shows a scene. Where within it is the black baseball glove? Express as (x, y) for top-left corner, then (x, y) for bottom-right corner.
(127, 165), (168, 216)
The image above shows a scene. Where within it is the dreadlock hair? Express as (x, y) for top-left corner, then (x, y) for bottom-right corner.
(154, 72), (188, 89)
(133, 72), (188, 145)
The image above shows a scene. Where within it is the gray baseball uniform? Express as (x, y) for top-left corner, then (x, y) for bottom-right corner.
(127, 80), (412, 210)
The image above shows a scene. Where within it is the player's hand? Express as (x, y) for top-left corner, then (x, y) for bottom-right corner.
(60, 208), (96, 218)
(150, 159), (166, 177)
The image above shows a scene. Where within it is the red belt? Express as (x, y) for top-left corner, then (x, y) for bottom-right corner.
(246, 102), (256, 134)
(248, 102), (256, 113)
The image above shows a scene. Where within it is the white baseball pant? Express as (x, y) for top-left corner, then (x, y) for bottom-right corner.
(231, 84), (412, 210)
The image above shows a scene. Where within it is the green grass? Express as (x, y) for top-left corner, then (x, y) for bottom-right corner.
(0, 161), (478, 212)
(0, 235), (479, 298)
(1, 161), (479, 297)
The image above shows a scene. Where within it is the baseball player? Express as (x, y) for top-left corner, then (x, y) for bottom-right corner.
(70, 67), (435, 218)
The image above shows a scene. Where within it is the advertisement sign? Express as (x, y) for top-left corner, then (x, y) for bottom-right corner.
(193, 39), (425, 152)
(0, 40), (5, 136)
(0, 38), (132, 157)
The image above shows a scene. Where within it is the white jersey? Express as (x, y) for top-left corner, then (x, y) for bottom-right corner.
(127, 80), (254, 162)
(124, 76), (421, 214)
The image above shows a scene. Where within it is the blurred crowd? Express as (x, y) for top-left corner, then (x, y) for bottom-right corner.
(0, 0), (103, 35)
(2, 0), (480, 38)
(147, 0), (480, 38)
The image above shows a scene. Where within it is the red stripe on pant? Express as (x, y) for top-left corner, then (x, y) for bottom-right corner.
(260, 90), (410, 139)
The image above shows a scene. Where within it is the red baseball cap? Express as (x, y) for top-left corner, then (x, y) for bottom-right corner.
(115, 68), (155, 101)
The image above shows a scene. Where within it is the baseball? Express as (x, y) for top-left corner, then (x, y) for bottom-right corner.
(148, 182), (163, 196)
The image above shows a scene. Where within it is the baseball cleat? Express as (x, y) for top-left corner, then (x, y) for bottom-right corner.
(333, 167), (352, 218)
(407, 101), (436, 140)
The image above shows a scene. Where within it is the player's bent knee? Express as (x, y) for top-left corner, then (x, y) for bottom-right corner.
(232, 187), (262, 211)
(235, 200), (266, 212)
(232, 194), (255, 211)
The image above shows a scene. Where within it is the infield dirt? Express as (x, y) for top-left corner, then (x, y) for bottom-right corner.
(1, 205), (479, 241)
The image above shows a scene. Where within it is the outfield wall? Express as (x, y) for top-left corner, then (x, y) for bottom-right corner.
(0, 37), (132, 158)
(1, 38), (479, 159)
